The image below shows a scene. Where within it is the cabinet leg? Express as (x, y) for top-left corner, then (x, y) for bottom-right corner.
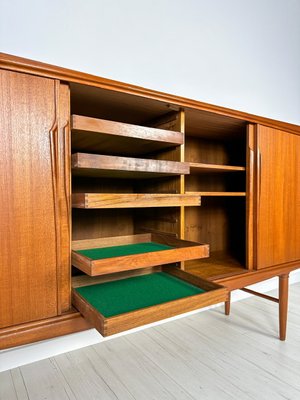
(279, 274), (289, 341)
(225, 292), (231, 316)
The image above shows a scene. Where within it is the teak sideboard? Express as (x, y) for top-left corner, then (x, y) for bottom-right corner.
(1, 53), (300, 349)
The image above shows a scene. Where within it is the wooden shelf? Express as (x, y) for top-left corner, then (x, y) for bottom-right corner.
(72, 153), (190, 179)
(71, 115), (183, 155)
(72, 193), (201, 208)
(189, 162), (245, 173)
(72, 267), (227, 336)
(186, 191), (246, 197)
(72, 233), (209, 276)
(185, 252), (247, 281)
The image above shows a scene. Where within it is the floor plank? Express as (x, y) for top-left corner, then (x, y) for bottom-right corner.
(19, 359), (77, 400)
(92, 337), (193, 399)
(0, 371), (18, 400)
(1, 283), (300, 400)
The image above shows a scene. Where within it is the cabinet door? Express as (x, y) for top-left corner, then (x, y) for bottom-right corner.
(256, 125), (300, 269)
(0, 70), (70, 328)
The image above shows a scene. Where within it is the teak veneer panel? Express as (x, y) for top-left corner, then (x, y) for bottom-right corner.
(0, 311), (90, 350)
(71, 267), (227, 336)
(0, 70), (59, 328)
(71, 115), (183, 155)
(256, 125), (300, 269)
(72, 153), (189, 178)
(72, 233), (209, 275)
(72, 193), (201, 208)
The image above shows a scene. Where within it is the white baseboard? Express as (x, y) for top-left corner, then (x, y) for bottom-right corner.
(1, 270), (300, 372)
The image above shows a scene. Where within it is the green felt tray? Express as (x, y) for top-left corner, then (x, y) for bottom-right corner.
(76, 242), (173, 260)
(75, 272), (205, 318)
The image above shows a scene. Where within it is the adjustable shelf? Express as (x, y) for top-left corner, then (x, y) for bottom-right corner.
(71, 115), (183, 155)
(186, 191), (246, 197)
(72, 233), (209, 276)
(72, 153), (190, 179)
(72, 193), (201, 208)
(72, 267), (227, 336)
(189, 162), (245, 173)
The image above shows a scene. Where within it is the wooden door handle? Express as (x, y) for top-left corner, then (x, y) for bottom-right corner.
(257, 148), (262, 201)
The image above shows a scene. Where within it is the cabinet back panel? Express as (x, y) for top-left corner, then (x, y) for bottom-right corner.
(185, 197), (246, 264)
(185, 174), (245, 193)
(72, 176), (134, 194)
(72, 209), (134, 241)
(185, 136), (246, 166)
(134, 208), (179, 237)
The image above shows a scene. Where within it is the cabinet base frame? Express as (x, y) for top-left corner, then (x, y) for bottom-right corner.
(0, 311), (91, 350)
(224, 273), (289, 341)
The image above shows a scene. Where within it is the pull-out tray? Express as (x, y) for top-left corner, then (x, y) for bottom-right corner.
(72, 193), (201, 208)
(71, 115), (183, 156)
(72, 153), (190, 179)
(72, 233), (209, 276)
(72, 267), (228, 336)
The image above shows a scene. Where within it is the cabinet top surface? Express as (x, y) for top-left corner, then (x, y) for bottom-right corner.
(1, 52), (299, 135)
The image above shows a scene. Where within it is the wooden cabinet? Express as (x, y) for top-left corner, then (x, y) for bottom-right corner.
(255, 125), (300, 269)
(0, 70), (70, 329)
(1, 53), (300, 347)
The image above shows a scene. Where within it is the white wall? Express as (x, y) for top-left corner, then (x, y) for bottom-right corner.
(1, 0), (300, 124)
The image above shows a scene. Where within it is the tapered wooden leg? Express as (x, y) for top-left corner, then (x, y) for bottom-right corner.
(279, 274), (289, 341)
(225, 292), (231, 315)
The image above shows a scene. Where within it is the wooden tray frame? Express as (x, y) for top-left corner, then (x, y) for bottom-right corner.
(72, 267), (228, 336)
(72, 152), (190, 179)
(72, 233), (209, 276)
(71, 115), (184, 155)
(72, 193), (201, 208)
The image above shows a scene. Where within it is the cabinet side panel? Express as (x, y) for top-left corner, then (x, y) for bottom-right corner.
(0, 70), (58, 327)
(256, 125), (300, 269)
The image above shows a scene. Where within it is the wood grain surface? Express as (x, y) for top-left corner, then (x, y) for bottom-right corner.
(72, 152), (189, 178)
(255, 125), (300, 269)
(0, 70), (59, 328)
(72, 193), (201, 208)
(71, 115), (183, 155)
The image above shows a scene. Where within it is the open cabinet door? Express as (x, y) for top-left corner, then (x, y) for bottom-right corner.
(255, 125), (300, 269)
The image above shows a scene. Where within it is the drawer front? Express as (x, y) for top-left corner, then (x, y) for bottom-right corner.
(72, 268), (228, 336)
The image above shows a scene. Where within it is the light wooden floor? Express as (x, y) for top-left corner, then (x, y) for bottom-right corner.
(1, 283), (300, 400)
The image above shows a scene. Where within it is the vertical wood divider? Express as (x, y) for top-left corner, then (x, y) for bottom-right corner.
(178, 110), (186, 270)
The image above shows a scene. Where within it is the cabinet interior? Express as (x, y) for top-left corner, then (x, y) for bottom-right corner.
(70, 82), (249, 282)
(184, 197), (246, 271)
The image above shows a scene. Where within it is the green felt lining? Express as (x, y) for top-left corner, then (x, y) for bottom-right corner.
(76, 242), (174, 260)
(75, 272), (205, 318)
